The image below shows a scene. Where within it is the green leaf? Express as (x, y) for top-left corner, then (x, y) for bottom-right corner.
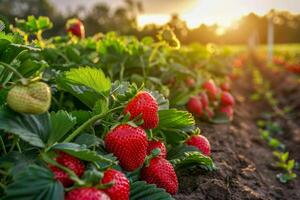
(64, 67), (111, 94)
(47, 111), (77, 145)
(92, 99), (108, 115)
(70, 110), (93, 125)
(3, 165), (64, 200)
(50, 143), (116, 164)
(167, 144), (199, 160)
(268, 138), (281, 149)
(0, 107), (50, 148)
(57, 67), (111, 108)
(150, 90), (169, 110)
(169, 151), (215, 171)
(75, 133), (103, 148)
(157, 109), (195, 130)
(154, 109), (195, 145)
(130, 181), (174, 200)
(287, 160), (295, 171)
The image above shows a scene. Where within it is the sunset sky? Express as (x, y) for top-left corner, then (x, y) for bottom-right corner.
(50, 0), (300, 28)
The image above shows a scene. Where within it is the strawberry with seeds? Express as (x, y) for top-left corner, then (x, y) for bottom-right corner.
(141, 157), (178, 195)
(124, 91), (159, 129)
(186, 135), (211, 156)
(49, 152), (85, 187)
(101, 169), (130, 200)
(105, 124), (148, 171)
(65, 187), (110, 200)
(147, 140), (167, 159)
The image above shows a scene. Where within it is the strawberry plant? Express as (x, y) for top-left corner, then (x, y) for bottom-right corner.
(0, 16), (219, 199)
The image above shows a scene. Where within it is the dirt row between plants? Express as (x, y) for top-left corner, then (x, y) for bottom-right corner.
(174, 61), (300, 200)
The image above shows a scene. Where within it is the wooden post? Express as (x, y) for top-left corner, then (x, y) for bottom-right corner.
(267, 16), (274, 65)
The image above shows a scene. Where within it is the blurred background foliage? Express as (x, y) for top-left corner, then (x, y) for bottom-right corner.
(0, 0), (300, 44)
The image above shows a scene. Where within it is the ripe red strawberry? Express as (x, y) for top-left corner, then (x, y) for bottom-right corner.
(198, 92), (209, 109)
(147, 140), (167, 159)
(101, 169), (129, 200)
(187, 96), (203, 116)
(220, 82), (230, 91)
(66, 18), (85, 38)
(221, 91), (235, 106)
(220, 106), (234, 121)
(124, 91), (159, 129)
(65, 187), (110, 200)
(141, 157), (178, 195)
(205, 107), (214, 119)
(185, 77), (195, 88)
(202, 79), (219, 100)
(105, 124), (148, 171)
(49, 152), (85, 187)
(186, 135), (211, 156)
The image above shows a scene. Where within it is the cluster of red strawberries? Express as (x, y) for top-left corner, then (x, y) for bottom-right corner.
(187, 79), (235, 121)
(273, 56), (300, 74)
(48, 91), (212, 199)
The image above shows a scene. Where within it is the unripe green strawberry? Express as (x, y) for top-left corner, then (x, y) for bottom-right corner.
(141, 157), (178, 195)
(147, 140), (167, 159)
(49, 152), (85, 187)
(7, 82), (51, 114)
(105, 124), (148, 171)
(101, 169), (129, 200)
(124, 91), (159, 129)
(186, 96), (203, 117)
(65, 187), (110, 200)
(186, 135), (211, 156)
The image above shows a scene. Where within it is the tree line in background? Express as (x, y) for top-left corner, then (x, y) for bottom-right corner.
(1, 0), (300, 44)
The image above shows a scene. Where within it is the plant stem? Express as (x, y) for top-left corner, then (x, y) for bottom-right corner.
(0, 169), (8, 176)
(9, 138), (16, 153)
(0, 136), (7, 155)
(0, 62), (27, 85)
(63, 106), (123, 143)
(41, 152), (85, 186)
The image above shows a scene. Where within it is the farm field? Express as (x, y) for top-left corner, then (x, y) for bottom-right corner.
(0, 1), (300, 200)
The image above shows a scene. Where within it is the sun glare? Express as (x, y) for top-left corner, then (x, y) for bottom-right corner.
(137, 14), (170, 27)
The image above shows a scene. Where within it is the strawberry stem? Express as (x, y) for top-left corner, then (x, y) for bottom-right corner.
(63, 106), (123, 143)
(0, 62), (28, 85)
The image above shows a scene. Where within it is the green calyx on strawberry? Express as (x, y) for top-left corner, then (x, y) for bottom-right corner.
(220, 106), (234, 121)
(66, 18), (85, 38)
(7, 81), (51, 114)
(202, 79), (219, 100)
(101, 169), (129, 200)
(104, 124), (148, 171)
(187, 96), (203, 116)
(141, 157), (178, 195)
(147, 140), (167, 159)
(124, 91), (159, 129)
(49, 151), (85, 187)
(65, 187), (110, 200)
(221, 91), (235, 106)
(185, 135), (211, 156)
